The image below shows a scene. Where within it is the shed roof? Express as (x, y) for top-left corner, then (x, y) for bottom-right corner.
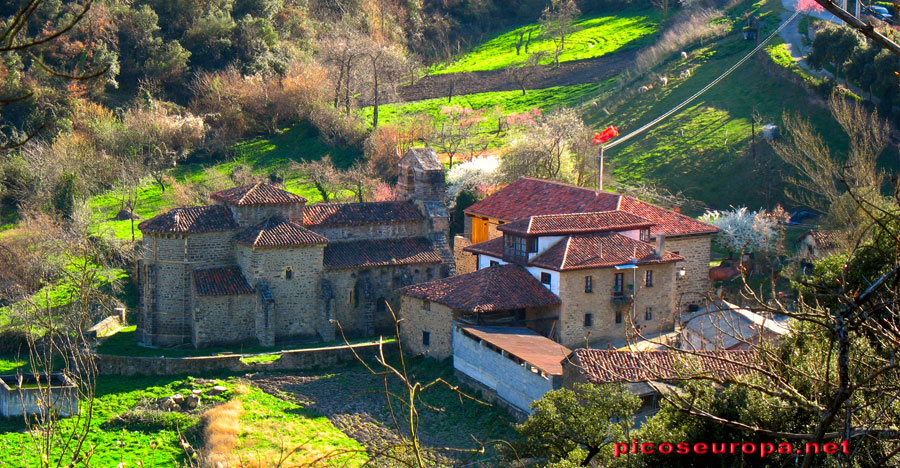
(236, 216), (329, 248)
(210, 183), (307, 206)
(193, 266), (255, 296)
(458, 325), (571, 376)
(571, 349), (756, 384)
(139, 205), (238, 234)
(323, 237), (442, 270)
(303, 201), (423, 227)
(683, 300), (790, 349)
(401, 264), (560, 313)
(497, 211), (654, 236)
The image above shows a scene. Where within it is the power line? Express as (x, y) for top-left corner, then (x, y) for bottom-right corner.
(604, 9), (802, 150)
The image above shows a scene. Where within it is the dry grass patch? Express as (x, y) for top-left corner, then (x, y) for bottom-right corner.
(203, 399), (245, 468)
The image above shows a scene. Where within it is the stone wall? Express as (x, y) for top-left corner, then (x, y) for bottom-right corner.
(96, 341), (399, 376)
(0, 373), (79, 417)
(192, 293), (257, 347)
(399, 298), (454, 359)
(307, 220), (424, 242)
(452, 325), (561, 414)
(239, 244), (326, 340)
(327, 263), (439, 335)
(665, 234), (713, 309)
(556, 263), (678, 348)
(452, 235), (476, 275)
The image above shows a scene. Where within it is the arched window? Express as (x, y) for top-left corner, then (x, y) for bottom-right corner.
(285, 266), (293, 280)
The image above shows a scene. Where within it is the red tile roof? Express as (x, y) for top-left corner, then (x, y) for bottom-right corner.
(323, 237), (442, 270)
(193, 266), (255, 296)
(304, 201), (423, 226)
(571, 349), (756, 384)
(464, 233), (683, 271)
(236, 216), (329, 248)
(401, 264), (560, 313)
(465, 178), (718, 237)
(139, 205), (238, 234)
(210, 183), (307, 206)
(497, 211), (654, 236)
(529, 232), (684, 271)
(466, 178), (620, 221)
(618, 195), (719, 236)
(458, 326), (571, 376)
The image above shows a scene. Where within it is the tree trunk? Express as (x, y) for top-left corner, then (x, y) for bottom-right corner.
(581, 445), (601, 466)
(333, 62), (345, 109)
(372, 61), (380, 128)
(314, 182), (330, 203)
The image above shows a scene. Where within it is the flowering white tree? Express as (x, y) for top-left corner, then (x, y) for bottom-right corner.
(701, 207), (781, 255)
(445, 156), (500, 208)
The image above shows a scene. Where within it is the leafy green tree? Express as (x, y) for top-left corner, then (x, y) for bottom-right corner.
(513, 383), (640, 466)
(808, 25), (862, 82)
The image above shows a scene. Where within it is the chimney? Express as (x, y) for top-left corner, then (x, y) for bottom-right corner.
(655, 234), (666, 259)
(598, 243), (603, 258)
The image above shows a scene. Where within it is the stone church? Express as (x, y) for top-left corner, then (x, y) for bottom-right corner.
(136, 148), (454, 348)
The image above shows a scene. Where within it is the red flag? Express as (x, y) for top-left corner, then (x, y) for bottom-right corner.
(593, 126), (619, 145)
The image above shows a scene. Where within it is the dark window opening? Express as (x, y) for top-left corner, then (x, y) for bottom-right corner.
(422, 331), (430, 346)
(645, 308), (653, 321)
(640, 229), (650, 242)
(504, 235), (536, 262)
(615, 310), (623, 324)
(614, 273), (624, 295)
(645, 270), (653, 287)
(489, 260), (500, 267)
(584, 313), (593, 327)
(285, 267), (293, 280)
(541, 272), (552, 285)
(515, 309), (526, 321)
(585, 275), (593, 293)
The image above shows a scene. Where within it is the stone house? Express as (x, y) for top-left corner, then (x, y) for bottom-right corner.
(456, 178), (719, 310)
(137, 148), (454, 348)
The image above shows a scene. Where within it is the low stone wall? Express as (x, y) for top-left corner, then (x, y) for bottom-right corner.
(96, 340), (399, 376)
(87, 315), (124, 340)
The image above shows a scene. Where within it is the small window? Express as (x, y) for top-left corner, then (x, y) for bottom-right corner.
(285, 266), (293, 280)
(422, 331), (431, 347)
(541, 272), (552, 284)
(613, 273), (624, 294)
(645, 308), (653, 321)
(615, 310), (622, 324)
(423, 299), (430, 311)
(645, 270), (653, 287)
(527, 237), (538, 253)
(490, 260), (500, 267)
(584, 276), (593, 293)
(584, 313), (593, 327)
(640, 229), (650, 242)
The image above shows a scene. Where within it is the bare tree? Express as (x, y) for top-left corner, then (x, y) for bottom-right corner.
(321, 25), (367, 115)
(432, 108), (483, 169)
(504, 51), (547, 96)
(364, 42), (407, 128)
(499, 108), (589, 183)
(340, 161), (378, 203)
(539, 0), (581, 68)
(291, 156), (341, 203)
(772, 91), (888, 238)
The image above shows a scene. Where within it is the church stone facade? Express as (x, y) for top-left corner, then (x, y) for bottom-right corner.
(137, 148), (453, 348)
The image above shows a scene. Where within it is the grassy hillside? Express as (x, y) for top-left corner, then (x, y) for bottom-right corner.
(585, 3), (847, 210)
(435, 8), (663, 74)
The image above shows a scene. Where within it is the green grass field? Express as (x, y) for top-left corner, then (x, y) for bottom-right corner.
(0, 376), (365, 467)
(435, 8), (663, 74)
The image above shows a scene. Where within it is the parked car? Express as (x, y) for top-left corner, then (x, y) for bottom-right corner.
(863, 4), (894, 23)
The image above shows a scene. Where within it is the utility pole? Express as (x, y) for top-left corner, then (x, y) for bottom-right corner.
(598, 145), (605, 190)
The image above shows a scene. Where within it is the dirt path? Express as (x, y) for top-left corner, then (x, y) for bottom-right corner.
(395, 49), (639, 103)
